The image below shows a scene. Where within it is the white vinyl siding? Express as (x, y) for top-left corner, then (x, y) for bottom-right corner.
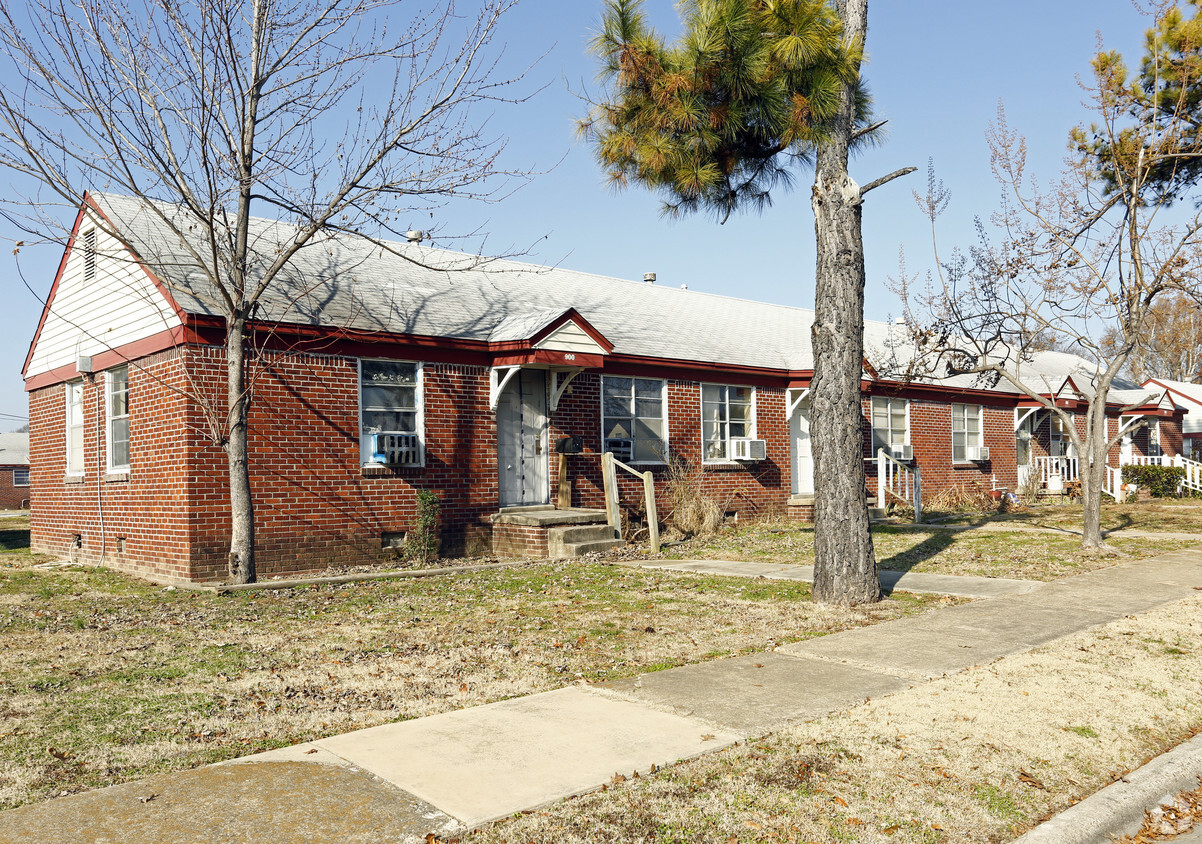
(66, 382), (85, 475)
(359, 359), (423, 466)
(601, 376), (666, 463)
(25, 218), (182, 380)
(702, 384), (755, 462)
(106, 365), (131, 472)
(951, 403), (982, 463)
(870, 397), (908, 453)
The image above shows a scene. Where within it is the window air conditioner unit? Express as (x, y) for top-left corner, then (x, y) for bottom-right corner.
(968, 446), (991, 462)
(730, 438), (767, 461)
(371, 432), (422, 467)
(890, 443), (913, 461)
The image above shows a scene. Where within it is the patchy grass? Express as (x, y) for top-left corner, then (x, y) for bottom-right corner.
(936, 499), (1202, 534)
(0, 557), (950, 810)
(465, 594), (1202, 844)
(660, 516), (1200, 581)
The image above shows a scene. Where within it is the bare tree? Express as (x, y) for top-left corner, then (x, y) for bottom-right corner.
(1100, 293), (1202, 382)
(895, 20), (1202, 551)
(0, 0), (530, 582)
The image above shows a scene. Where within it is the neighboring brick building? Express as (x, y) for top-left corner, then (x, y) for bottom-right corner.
(0, 432), (30, 510)
(21, 194), (1188, 583)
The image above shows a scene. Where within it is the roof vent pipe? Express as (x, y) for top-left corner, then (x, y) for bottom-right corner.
(643, 272), (656, 284)
(405, 230), (425, 244)
(680, 284), (688, 290)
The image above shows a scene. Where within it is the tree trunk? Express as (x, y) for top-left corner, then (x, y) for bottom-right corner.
(1079, 400), (1110, 550)
(810, 0), (879, 606)
(225, 317), (256, 584)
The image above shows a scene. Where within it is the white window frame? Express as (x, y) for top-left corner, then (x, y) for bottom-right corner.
(105, 365), (131, 473)
(358, 358), (424, 467)
(951, 403), (983, 464)
(12, 468), (29, 487)
(65, 380), (85, 476)
(701, 383), (757, 463)
(600, 376), (668, 464)
(870, 396), (909, 454)
(1147, 417), (1162, 457)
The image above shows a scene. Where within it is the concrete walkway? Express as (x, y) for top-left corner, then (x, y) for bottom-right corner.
(4, 548), (1202, 843)
(624, 557), (1042, 598)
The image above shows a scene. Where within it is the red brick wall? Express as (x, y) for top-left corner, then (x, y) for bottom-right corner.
(550, 376), (790, 526)
(179, 349), (500, 582)
(28, 350), (193, 581)
(0, 464), (30, 510)
(862, 397), (1017, 503)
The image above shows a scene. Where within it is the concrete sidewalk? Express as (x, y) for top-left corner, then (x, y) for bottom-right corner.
(3, 547), (1202, 843)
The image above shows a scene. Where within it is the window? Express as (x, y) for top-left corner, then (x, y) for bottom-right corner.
(602, 376), (666, 463)
(1147, 418), (1162, 457)
(359, 359), (423, 466)
(870, 397), (908, 453)
(106, 365), (130, 472)
(702, 384), (754, 461)
(66, 381), (84, 475)
(12, 468), (28, 487)
(81, 228), (96, 281)
(951, 403), (982, 463)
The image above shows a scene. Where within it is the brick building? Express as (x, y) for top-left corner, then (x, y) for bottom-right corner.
(22, 194), (1188, 583)
(0, 432), (30, 510)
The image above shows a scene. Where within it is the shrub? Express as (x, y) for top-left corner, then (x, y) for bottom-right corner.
(1120, 465), (1186, 498)
(404, 490), (441, 563)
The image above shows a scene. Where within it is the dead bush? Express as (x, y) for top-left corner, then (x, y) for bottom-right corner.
(926, 480), (997, 515)
(665, 453), (723, 538)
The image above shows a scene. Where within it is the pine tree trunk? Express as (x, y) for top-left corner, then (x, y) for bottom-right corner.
(225, 317), (256, 584)
(810, 0), (880, 606)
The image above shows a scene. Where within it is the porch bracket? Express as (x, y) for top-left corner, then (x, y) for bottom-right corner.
(787, 388), (811, 420)
(489, 365), (521, 411)
(548, 368), (585, 413)
(1014, 407), (1039, 431)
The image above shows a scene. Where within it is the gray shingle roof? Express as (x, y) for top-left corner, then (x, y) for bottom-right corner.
(92, 193), (1137, 398)
(0, 433), (29, 465)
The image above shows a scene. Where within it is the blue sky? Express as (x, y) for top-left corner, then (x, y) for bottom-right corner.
(0, 0), (1152, 425)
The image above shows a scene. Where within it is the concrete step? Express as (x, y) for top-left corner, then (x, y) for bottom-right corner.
(548, 523), (622, 559)
(492, 507), (610, 528)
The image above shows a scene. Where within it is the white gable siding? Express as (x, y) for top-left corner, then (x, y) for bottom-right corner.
(1178, 395), (1202, 435)
(533, 322), (605, 355)
(26, 216), (182, 380)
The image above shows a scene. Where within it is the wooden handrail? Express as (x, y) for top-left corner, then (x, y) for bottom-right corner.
(601, 452), (660, 553)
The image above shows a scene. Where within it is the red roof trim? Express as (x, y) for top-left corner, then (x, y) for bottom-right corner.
(25, 324), (196, 391)
(21, 201), (88, 378)
(23, 193), (190, 380)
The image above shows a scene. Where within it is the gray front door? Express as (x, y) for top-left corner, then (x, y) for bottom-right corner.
(497, 369), (549, 507)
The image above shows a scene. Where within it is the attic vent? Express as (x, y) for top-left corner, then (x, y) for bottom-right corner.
(405, 230), (425, 243)
(643, 272), (656, 283)
(82, 229), (96, 280)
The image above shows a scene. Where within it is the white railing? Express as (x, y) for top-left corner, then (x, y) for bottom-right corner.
(1032, 455), (1079, 487)
(872, 449), (922, 523)
(1103, 464), (1125, 500)
(1173, 454), (1202, 494)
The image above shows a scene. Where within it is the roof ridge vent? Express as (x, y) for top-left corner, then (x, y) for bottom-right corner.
(643, 272), (656, 284)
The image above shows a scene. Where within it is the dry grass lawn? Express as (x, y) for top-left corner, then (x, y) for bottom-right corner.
(466, 593), (1202, 844)
(0, 554), (945, 811)
(662, 505), (1201, 581)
